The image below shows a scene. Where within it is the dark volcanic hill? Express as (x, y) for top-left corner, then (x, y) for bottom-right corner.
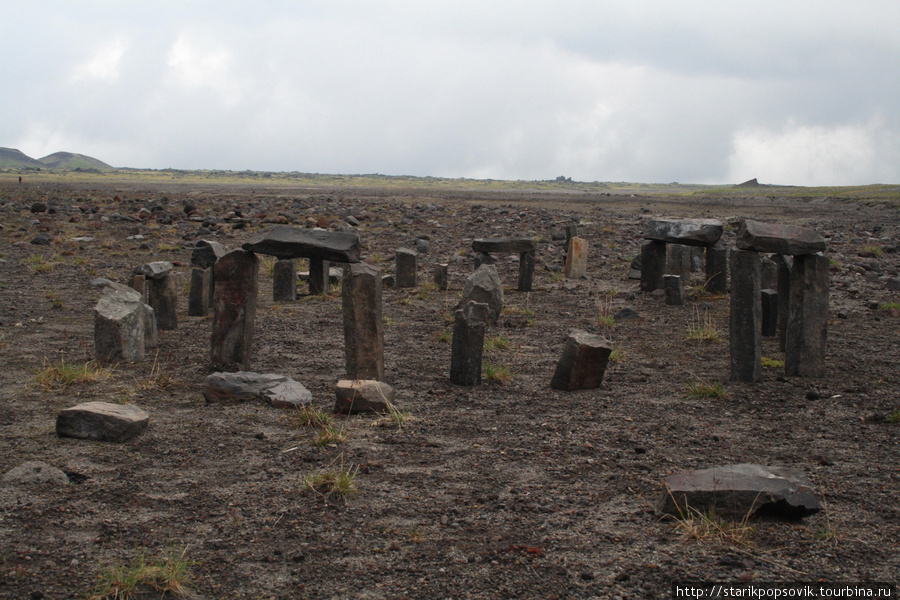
(38, 151), (114, 171)
(0, 147), (46, 169)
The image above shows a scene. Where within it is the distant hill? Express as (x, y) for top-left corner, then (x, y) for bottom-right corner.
(0, 147), (46, 169)
(38, 151), (114, 171)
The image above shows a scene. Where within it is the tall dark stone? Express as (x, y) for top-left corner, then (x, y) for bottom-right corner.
(730, 250), (761, 382)
(706, 241), (728, 294)
(147, 275), (177, 330)
(450, 301), (490, 386)
(434, 263), (449, 291)
(664, 275), (685, 306)
(761, 289), (778, 337)
(273, 259), (297, 302)
(308, 258), (330, 295)
(211, 250), (259, 371)
(517, 251), (535, 292)
(774, 254), (792, 352)
(550, 330), (613, 391)
(188, 268), (211, 316)
(785, 253), (829, 378)
(640, 240), (666, 292)
(396, 248), (418, 288)
(666, 244), (691, 276)
(342, 263), (385, 381)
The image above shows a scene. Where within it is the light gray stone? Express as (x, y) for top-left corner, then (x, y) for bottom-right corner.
(457, 265), (504, 326)
(643, 218), (724, 246)
(3, 461), (69, 485)
(736, 220), (826, 256)
(133, 261), (173, 280)
(56, 401), (149, 443)
(94, 284), (146, 363)
(334, 379), (395, 414)
(203, 371), (312, 409)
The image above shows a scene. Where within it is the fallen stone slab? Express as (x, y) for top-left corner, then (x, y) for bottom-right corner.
(3, 461), (70, 486)
(550, 330), (613, 391)
(203, 371), (312, 409)
(472, 238), (536, 254)
(643, 218), (724, 247)
(334, 379), (395, 414)
(242, 225), (361, 263)
(133, 261), (174, 280)
(736, 220), (826, 256)
(56, 401), (149, 443)
(656, 464), (820, 519)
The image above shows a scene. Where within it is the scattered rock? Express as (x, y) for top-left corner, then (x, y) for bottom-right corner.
(456, 265), (504, 326)
(133, 261), (174, 280)
(2, 461), (69, 486)
(203, 371), (312, 409)
(334, 379), (395, 414)
(56, 401), (150, 443)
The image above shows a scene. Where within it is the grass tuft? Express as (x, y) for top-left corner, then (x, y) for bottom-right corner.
(666, 500), (756, 547)
(686, 308), (721, 343)
(286, 404), (334, 429)
(304, 461), (358, 499)
(484, 361), (513, 382)
(34, 358), (113, 390)
(483, 334), (510, 352)
(311, 422), (348, 447)
(686, 380), (728, 400)
(84, 543), (196, 600)
(761, 356), (785, 369)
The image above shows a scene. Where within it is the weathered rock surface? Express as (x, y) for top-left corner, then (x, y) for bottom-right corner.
(550, 330), (613, 391)
(203, 371), (312, 409)
(2, 461), (69, 485)
(457, 265), (503, 326)
(242, 225), (361, 262)
(94, 284), (147, 363)
(472, 238), (536, 254)
(643, 219), (724, 246)
(133, 261), (174, 280)
(191, 240), (227, 269)
(736, 220), (826, 255)
(56, 401), (149, 443)
(657, 464), (820, 519)
(334, 379), (395, 414)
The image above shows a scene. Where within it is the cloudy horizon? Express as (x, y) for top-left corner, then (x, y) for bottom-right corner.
(2, 2), (899, 186)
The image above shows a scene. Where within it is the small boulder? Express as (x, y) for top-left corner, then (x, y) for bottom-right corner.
(56, 402), (149, 443)
(334, 380), (395, 414)
(203, 371), (312, 409)
(456, 265), (504, 326)
(2, 461), (69, 485)
(133, 261), (174, 280)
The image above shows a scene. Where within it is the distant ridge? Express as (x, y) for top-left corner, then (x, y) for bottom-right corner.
(0, 147), (113, 171)
(38, 151), (113, 172)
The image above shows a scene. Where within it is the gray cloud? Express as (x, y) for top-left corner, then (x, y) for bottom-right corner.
(2, 1), (898, 185)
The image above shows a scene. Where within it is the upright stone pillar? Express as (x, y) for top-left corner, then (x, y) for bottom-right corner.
(308, 259), (330, 295)
(640, 241), (666, 292)
(773, 255), (791, 352)
(94, 286), (146, 364)
(273, 259), (297, 302)
(211, 250), (259, 371)
(564, 223), (578, 261)
(666, 244), (691, 276)
(396, 248), (418, 288)
(147, 275), (178, 330)
(192, 240), (227, 310)
(706, 241), (728, 294)
(664, 275), (685, 306)
(128, 275), (147, 302)
(342, 263), (385, 381)
(730, 250), (761, 382)
(785, 253), (829, 378)
(550, 330), (613, 391)
(760, 289), (778, 337)
(517, 252), (535, 292)
(564, 237), (588, 280)
(449, 301), (490, 386)
(188, 268), (211, 316)
(434, 263), (449, 291)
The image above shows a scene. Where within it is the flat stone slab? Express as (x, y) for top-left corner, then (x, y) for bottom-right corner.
(56, 401), (149, 443)
(133, 261), (174, 280)
(242, 225), (361, 262)
(736, 220), (826, 255)
(3, 461), (69, 485)
(203, 371), (312, 409)
(656, 463), (820, 519)
(472, 238), (536, 254)
(334, 379), (395, 414)
(642, 218), (724, 246)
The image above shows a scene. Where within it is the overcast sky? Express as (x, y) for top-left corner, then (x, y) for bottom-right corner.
(2, 2), (899, 185)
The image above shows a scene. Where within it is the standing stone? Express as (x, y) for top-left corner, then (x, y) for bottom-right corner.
(94, 285), (146, 363)
(690, 246), (705, 272)
(517, 251), (535, 292)
(564, 223), (578, 260)
(342, 263), (385, 381)
(666, 244), (691, 276)
(56, 401), (149, 443)
(308, 259), (331, 295)
(705, 240), (728, 294)
(211, 250), (259, 371)
(761, 257), (778, 290)
(434, 263), (449, 291)
(785, 253), (829, 378)
(128, 274), (147, 301)
(761, 289), (778, 337)
(188, 268), (211, 316)
(396, 248), (418, 288)
(550, 330), (613, 391)
(273, 259), (297, 302)
(564, 237), (588, 279)
(774, 255), (792, 352)
(457, 265), (504, 326)
(664, 275), (685, 306)
(640, 240), (666, 292)
(147, 274), (177, 330)
(450, 301), (490, 386)
(730, 250), (762, 382)
(192, 240), (227, 309)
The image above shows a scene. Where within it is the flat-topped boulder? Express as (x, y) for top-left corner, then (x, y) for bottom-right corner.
(242, 225), (361, 262)
(642, 218), (724, 247)
(656, 463), (820, 519)
(203, 371), (313, 409)
(334, 379), (395, 414)
(472, 238), (536, 254)
(56, 401), (149, 443)
(133, 261), (174, 280)
(736, 220), (826, 255)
